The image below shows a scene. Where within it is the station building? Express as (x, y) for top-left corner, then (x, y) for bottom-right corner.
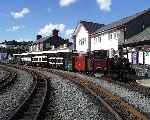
(72, 8), (150, 76)
(30, 29), (72, 52)
(73, 8), (150, 60)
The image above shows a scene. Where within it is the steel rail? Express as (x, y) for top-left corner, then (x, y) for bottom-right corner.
(83, 85), (123, 120)
(0, 66), (17, 90)
(4, 66), (48, 120)
(40, 69), (123, 120)
(49, 69), (149, 120)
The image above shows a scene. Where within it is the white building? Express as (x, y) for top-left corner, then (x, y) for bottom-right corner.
(73, 8), (150, 58)
(91, 30), (123, 51)
(73, 21), (104, 53)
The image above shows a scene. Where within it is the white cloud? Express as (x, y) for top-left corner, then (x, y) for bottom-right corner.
(47, 8), (51, 13)
(38, 23), (74, 40)
(65, 29), (74, 38)
(11, 8), (30, 19)
(17, 38), (32, 42)
(38, 23), (66, 36)
(59, 0), (77, 7)
(96, 0), (112, 12)
(6, 25), (24, 32)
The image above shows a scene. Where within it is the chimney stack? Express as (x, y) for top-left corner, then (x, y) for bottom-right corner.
(36, 35), (42, 40)
(52, 29), (59, 36)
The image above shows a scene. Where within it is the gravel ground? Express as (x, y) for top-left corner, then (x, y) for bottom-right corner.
(37, 70), (117, 120)
(0, 68), (8, 80)
(71, 72), (150, 114)
(0, 65), (34, 120)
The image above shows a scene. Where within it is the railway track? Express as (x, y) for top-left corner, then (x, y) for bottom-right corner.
(0, 65), (48, 120)
(2, 65), (149, 120)
(0, 66), (17, 91)
(47, 69), (149, 120)
(29, 67), (119, 120)
(0, 68), (9, 80)
(111, 79), (150, 97)
(91, 72), (150, 98)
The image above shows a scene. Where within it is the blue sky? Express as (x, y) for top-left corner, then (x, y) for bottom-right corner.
(0, 0), (150, 42)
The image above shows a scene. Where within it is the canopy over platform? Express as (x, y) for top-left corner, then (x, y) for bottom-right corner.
(121, 26), (150, 47)
(13, 48), (72, 57)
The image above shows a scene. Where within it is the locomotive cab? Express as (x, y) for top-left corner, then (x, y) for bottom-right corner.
(107, 55), (136, 82)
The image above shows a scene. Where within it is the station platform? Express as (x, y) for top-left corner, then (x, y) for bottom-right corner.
(136, 79), (150, 87)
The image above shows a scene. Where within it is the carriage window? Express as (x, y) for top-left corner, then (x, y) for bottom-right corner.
(60, 59), (63, 63)
(32, 58), (38, 61)
(52, 59), (55, 63)
(42, 58), (47, 61)
(39, 58), (41, 61)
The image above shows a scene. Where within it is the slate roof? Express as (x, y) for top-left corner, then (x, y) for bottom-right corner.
(124, 26), (150, 45)
(33, 35), (72, 48)
(80, 21), (105, 33)
(33, 36), (50, 44)
(95, 8), (150, 33)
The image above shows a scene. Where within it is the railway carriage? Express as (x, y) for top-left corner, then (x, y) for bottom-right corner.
(13, 48), (136, 82)
(73, 50), (109, 74)
(41, 48), (73, 70)
(48, 56), (64, 69)
(32, 55), (48, 67)
(21, 57), (32, 65)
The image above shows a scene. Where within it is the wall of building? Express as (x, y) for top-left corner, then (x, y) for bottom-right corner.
(75, 25), (89, 52)
(91, 30), (124, 51)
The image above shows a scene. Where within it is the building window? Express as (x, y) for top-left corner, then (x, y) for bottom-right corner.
(108, 33), (113, 40)
(79, 40), (81, 45)
(114, 32), (117, 39)
(94, 36), (101, 43)
(94, 37), (97, 43)
(98, 36), (101, 42)
(82, 40), (84, 45)
(79, 38), (86, 46)
(84, 38), (86, 44)
(110, 34), (113, 39)
(94, 37), (96, 42)
(117, 33), (120, 38)
(95, 37), (97, 42)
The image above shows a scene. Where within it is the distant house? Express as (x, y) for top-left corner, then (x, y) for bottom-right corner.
(73, 21), (104, 53)
(0, 44), (6, 48)
(30, 29), (72, 52)
(2, 40), (17, 48)
(0, 53), (7, 60)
